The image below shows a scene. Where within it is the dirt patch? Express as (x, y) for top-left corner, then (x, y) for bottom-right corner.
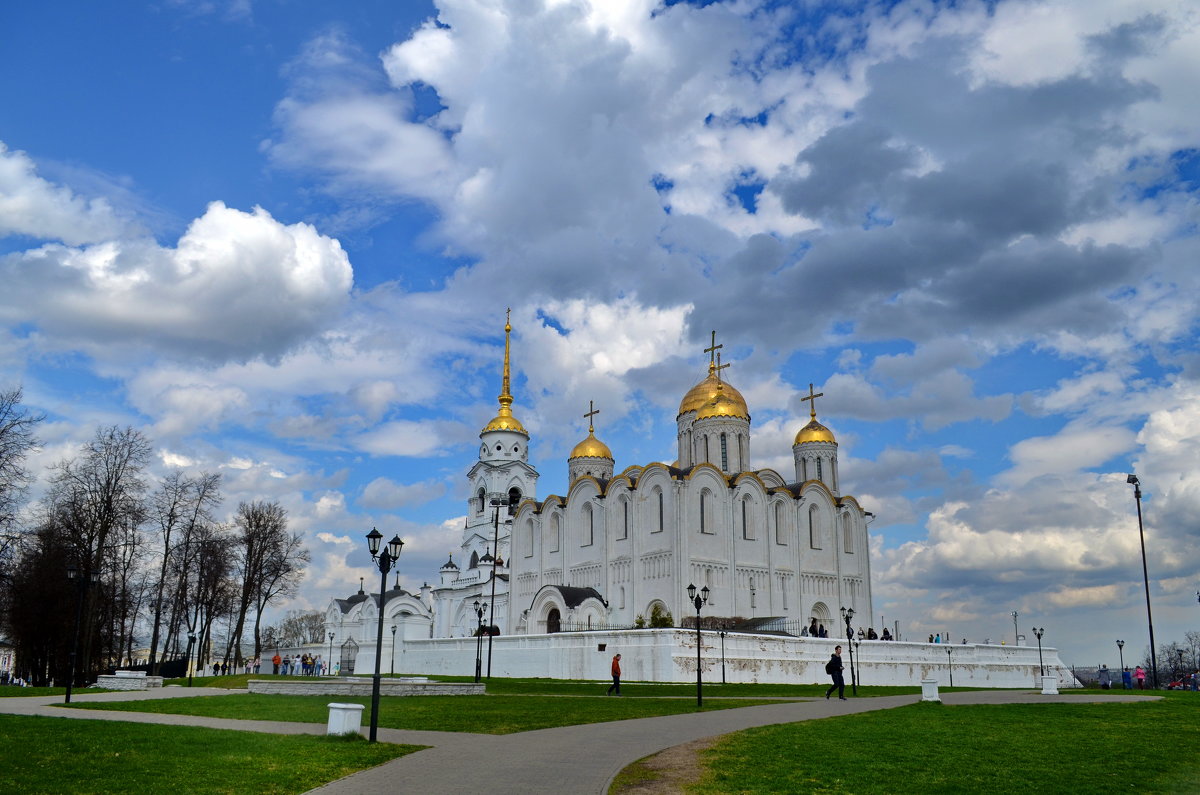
(611, 736), (720, 794)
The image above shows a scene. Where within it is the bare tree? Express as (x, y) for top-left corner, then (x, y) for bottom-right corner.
(0, 386), (43, 559)
(146, 471), (221, 672)
(226, 501), (309, 664)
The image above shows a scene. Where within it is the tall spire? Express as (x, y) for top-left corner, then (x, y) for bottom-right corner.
(481, 309), (528, 436)
(499, 308), (513, 410)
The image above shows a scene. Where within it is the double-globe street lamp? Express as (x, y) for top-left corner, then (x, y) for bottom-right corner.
(65, 564), (100, 704)
(328, 633), (335, 677)
(365, 528), (404, 743)
(840, 606), (857, 696)
(686, 583), (709, 706)
(1116, 639), (1125, 681)
(1032, 627), (1045, 677)
(473, 600), (488, 683)
(390, 625), (397, 678)
(1128, 474), (1159, 689)
(486, 497), (515, 679)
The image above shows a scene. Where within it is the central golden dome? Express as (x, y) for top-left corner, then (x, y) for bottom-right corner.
(569, 430), (613, 460)
(482, 407), (528, 435)
(696, 383), (750, 420)
(678, 369), (749, 419)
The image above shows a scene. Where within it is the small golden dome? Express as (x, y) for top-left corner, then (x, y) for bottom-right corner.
(696, 383), (750, 420)
(794, 419), (837, 445)
(482, 406), (528, 436)
(679, 370), (749, 418)
(569, 430), (613, 460)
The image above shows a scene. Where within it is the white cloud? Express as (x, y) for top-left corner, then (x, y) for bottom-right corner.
(360, 476), (448, 510)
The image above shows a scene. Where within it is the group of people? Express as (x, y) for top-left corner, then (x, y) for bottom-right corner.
(802, 619), (893, 641)
(270, 652), (327, 676)
(209, 658), (261, 675)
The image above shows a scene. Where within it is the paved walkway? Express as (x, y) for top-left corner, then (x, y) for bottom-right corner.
(0, 688), (1158, 794)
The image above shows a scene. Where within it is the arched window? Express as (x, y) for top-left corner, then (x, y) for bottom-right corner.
(524, 520), (534, 558)
(802, 458), (808, 481)
(775, 503), (786, 545)
(816, 458), (823, 481)
(548, 514), (561, 553)
(469, 550), (480, 568)
(621, 499), (629, 540)
(547, 608), (561, 634)
(477, 489), (486, 513)
(720, 433), (728, 471)
(741, 498), (750, 540)
(583, 504), (594, 546)
(508, 487), (521, 511)
(700, 490), (712, 534)
(843, 513), (854, 553)
(656, 490), (664, 533)
(809, 505), (821, 549)
(704, 435), (711, 463)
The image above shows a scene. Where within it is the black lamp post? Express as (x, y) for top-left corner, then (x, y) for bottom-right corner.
(328, 633), (335, 676)
(1032, 627), (1045, 677)
(1116, 639), (1125, 678)
(1128, 474), (1159, 689)
(719, 630), (726, 685)
(686, 583), (709, 706)
(1177, 648), (1185, 680)
(946, 645), (954, 687)
(473, 599), (487, 683)
(486, 498), (514, 679)
(365, 528), (404, 743)
(855, 639), (862, 687)
(840, 606), (857, 695)
(64, 564), (99, 704)
(186, 631), (197, 687)
(1011, 611), (1019, 646)
(390, 625), (397, 678)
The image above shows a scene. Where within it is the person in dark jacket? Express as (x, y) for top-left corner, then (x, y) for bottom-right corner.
(825, 646), (846, 700)
(607, 653), (622, 695)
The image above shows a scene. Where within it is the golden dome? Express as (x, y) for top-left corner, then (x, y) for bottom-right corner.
(696, 383), (750, 420)
(569, 430), (613, 460)
(482, 407), (528, 436)
(794, 419), (837, 445)
(679, 369), (749, 418)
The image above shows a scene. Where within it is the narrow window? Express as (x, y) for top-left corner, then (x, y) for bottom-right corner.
(720, 433), (728, 471)
(583, 504), (594, 547)
(477, 489), (486, 513)
(549, 514), (561, 553)
(524, 521), (534, 558)
(656, 490), (664, 533)
(700, 491), (708, 534)
(741, 499), (749, 540)
(809, 506), (820, 549)
(704, 436), (710, 463)
(775, 503), (786, 545)
(621, 500), (629, 540)
(802, 458), (808, 481)
(816, 458), (823, 481)
(843, 514), (854, 553)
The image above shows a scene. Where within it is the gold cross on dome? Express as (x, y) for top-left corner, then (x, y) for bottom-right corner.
(583, 400), (600, 433)
(714, 351), (730, 384)
(704, 330), (723, 370)
(800, 382), (823, 419)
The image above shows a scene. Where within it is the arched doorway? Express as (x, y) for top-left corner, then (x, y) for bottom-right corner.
(547, 608), (561, 634)
(339, 638), (358, 675)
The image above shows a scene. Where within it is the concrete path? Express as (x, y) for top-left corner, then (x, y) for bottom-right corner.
(0, 688), (1159, 795)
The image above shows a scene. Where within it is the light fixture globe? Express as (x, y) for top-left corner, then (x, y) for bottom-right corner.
(387, 534), (404, 560)
(687, 583), (697, 601)
(366, 527), (383, 556)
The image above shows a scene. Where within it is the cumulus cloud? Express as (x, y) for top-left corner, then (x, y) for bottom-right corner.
(0, 201), (353, 362)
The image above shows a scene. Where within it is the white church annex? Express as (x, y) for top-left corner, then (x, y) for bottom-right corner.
(325, 317), (1073, 687)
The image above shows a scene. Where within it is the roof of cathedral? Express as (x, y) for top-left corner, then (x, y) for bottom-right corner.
(553, 585), (606, 608)
(481, 310), (529, 437)
(440, 554), (459, 570)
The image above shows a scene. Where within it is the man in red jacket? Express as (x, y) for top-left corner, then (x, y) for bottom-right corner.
(607, 653), (622, 695)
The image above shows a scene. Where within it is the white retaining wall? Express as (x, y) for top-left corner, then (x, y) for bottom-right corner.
(356, 629), (1075, 688)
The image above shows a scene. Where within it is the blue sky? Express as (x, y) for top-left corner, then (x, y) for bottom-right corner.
(3, 0), (1199, 670)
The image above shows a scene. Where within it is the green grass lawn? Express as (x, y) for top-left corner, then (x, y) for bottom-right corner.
(0, 685), (108, 698)
(66, 692), (786, 733)
(687, 692), (1200, 793)
(0, 714), (419, 795)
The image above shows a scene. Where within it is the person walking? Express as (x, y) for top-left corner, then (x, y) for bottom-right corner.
(607, 653), (622, 695)
(1122, 667), (1132, 689)
(825, 645), (847, 700)
(1135, 665), (1146, 689)
(272, 653), (281, 674)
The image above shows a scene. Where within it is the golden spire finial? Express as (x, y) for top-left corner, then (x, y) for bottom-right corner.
(800, 382), (824, 420)
(703, 330), (722, 376)
(584, 400), (600, 434)
(498, 308), (513, 411)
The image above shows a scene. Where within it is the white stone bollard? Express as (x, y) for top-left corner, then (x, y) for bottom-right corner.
(1040, 676), (1059, 695)
(327, 702), (365, 736)
(920, 679), (940, 702)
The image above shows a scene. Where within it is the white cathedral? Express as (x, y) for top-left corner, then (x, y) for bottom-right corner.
(326, 316), (875, 662)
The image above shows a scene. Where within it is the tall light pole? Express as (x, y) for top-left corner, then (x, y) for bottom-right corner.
(1128, 474), (1159, 689)
(365, 528), (404, 743)
(719, 630), (726, 684)
(184, 634), (196, 686)
(328, 633), (335, 676)
(473, 600), (487, 683)
(1116, 639), (1125, 677)
(390, 625), (397, 678)
(686, 583), (709, 706)
(64, 564), (99, 704)
(946, 646), (953, 687)
(1032, 627), (1045, 677)
(486, 498), (513, 679)
(1011, 611), (1019, 646)
(840, 606), (857, 695)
